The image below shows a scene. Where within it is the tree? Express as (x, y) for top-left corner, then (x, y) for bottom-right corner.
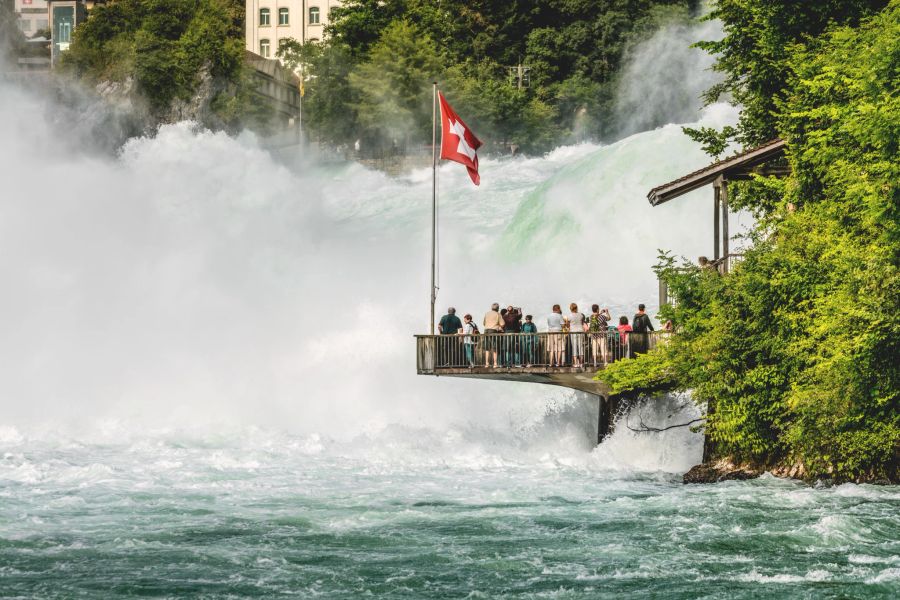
(696, 0), (889, 147)
(601, 2), (900, 481)
(348, 20), (442, 147)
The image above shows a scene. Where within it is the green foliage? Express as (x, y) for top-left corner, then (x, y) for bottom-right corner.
(63, 0), (248, 121)
(279, 40), (359, 145)
(348, 20), (441, 143)
(602, 2), (900, 481)
(306, 0), (695, 151)
(695, 0), (888, 148)
(681, 125), (737, 158)
(0, 0), (27, 60)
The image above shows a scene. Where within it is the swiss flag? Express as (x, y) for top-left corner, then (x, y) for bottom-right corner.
(439, 92), (483, 186)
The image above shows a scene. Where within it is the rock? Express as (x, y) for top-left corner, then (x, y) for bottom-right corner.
(683, 460), (762, 484)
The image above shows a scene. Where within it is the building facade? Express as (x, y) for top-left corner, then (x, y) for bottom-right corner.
(14, 0), (50, 37)
(45, 0), (88, 65)
(245, 0), (342, 59)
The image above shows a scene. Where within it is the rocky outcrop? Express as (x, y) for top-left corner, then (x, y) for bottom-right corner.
(95, 65), (230, 134)
(683, 460), (763, 483)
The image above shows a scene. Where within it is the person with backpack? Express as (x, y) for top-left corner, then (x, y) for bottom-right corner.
(588, 304), (612, 366)
(460, 314), (478, 368)
(631, 303), (655, 356)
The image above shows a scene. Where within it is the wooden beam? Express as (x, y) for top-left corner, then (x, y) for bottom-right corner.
(713, 179), (721, 261)
(647, 139), (786, 206)
(722, 179), (730, 273)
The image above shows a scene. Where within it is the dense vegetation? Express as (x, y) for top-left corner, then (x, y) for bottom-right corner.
(601, 0), (899, 482)
(0, 0), (25, 60)
(284, 0), (700, 153)
(61, 0), (265, 128)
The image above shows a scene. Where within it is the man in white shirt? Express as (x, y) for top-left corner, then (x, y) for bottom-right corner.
(547, 304), (565, 367)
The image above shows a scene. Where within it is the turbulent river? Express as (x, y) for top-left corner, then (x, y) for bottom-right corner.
(2, 18), (900, 598)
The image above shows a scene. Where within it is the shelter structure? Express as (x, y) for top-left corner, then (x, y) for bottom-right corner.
(647, 138), (788, 278)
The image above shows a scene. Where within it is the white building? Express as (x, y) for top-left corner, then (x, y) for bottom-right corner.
(15, 0), (50, 37)
(245, 1), (342, 59)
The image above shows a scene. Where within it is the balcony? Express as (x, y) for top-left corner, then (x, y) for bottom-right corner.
(415, 331), (668, 397)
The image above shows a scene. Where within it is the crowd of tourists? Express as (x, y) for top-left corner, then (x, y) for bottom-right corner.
(437, 303), (670, 368)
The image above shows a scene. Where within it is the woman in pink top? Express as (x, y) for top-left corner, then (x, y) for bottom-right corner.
(617, 315), (633, 343)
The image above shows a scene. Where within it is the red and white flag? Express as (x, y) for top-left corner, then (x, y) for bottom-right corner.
(438, 92), (483, 186)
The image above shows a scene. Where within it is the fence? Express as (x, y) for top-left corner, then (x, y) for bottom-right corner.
(416, 331), (668, 373)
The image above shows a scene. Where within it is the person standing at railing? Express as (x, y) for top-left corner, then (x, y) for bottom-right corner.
(460, 314), (478, 368)
(568, 303), (587, 368)
(588, 304), (612, 366)
(502, 305), (522, 367)
(617, 315), (633, 359)
(521, 315), (538, 367)
(438, 307), (462, 335)
(483, 303), (504, 368)
(437, 307), (463, 367)
(547, 304), (565, 367)
(631, 303), (655, 356)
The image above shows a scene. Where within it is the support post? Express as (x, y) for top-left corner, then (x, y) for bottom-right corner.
(713, 178), (721, 261)
(430, 82), (437, 334)
(721, 179), (730, 273)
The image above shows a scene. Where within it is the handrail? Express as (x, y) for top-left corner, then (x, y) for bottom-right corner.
(416, 331), (669, 373)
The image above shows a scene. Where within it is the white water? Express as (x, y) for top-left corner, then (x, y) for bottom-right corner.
(0, 78), (732, 472)
(0, 15), (741, 474)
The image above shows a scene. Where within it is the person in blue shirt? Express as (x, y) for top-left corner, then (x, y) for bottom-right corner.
(438, 307), (462, 334)
(437, 307), (463, 366)
(521, 315), (538, 367)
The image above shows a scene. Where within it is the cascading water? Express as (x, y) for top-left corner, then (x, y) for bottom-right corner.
(1, 15), (898, 598)
(0, 74), (736, 448)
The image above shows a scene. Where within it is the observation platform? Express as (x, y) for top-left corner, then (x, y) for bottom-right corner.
(416, 332), (667, 441)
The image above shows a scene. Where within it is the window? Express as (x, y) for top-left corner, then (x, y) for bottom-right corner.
(260, 39), (270, 58)
(278, 8), (289, 25)
(57, 21), (71, 43)
(309, 6), (320, 24)
(18, 19), (32, 32)
(259, 8), (270, 26)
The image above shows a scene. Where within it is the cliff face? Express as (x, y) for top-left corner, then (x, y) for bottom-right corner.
(94, 65), (235, 134)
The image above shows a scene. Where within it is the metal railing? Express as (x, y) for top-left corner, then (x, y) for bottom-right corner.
(416, 331), (669, 373)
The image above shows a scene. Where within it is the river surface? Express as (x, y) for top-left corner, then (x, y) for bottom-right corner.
(2, 423), (899, 598)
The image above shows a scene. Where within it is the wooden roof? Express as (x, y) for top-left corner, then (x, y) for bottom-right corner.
(647, 138), (787, 206)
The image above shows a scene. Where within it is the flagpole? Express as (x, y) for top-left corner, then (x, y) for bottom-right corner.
(430, 82), (438, 335)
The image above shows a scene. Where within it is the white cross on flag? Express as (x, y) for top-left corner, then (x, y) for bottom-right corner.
(438, 92), (483, 186)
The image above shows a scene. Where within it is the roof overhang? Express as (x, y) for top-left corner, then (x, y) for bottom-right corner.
(647, 139), (787, 206)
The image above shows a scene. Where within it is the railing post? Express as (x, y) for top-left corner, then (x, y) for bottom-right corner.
(417, 336), (435, 373)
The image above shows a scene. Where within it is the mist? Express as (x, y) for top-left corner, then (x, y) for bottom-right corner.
(613, 11), (723, 137)
(0, 14), (731, 456)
